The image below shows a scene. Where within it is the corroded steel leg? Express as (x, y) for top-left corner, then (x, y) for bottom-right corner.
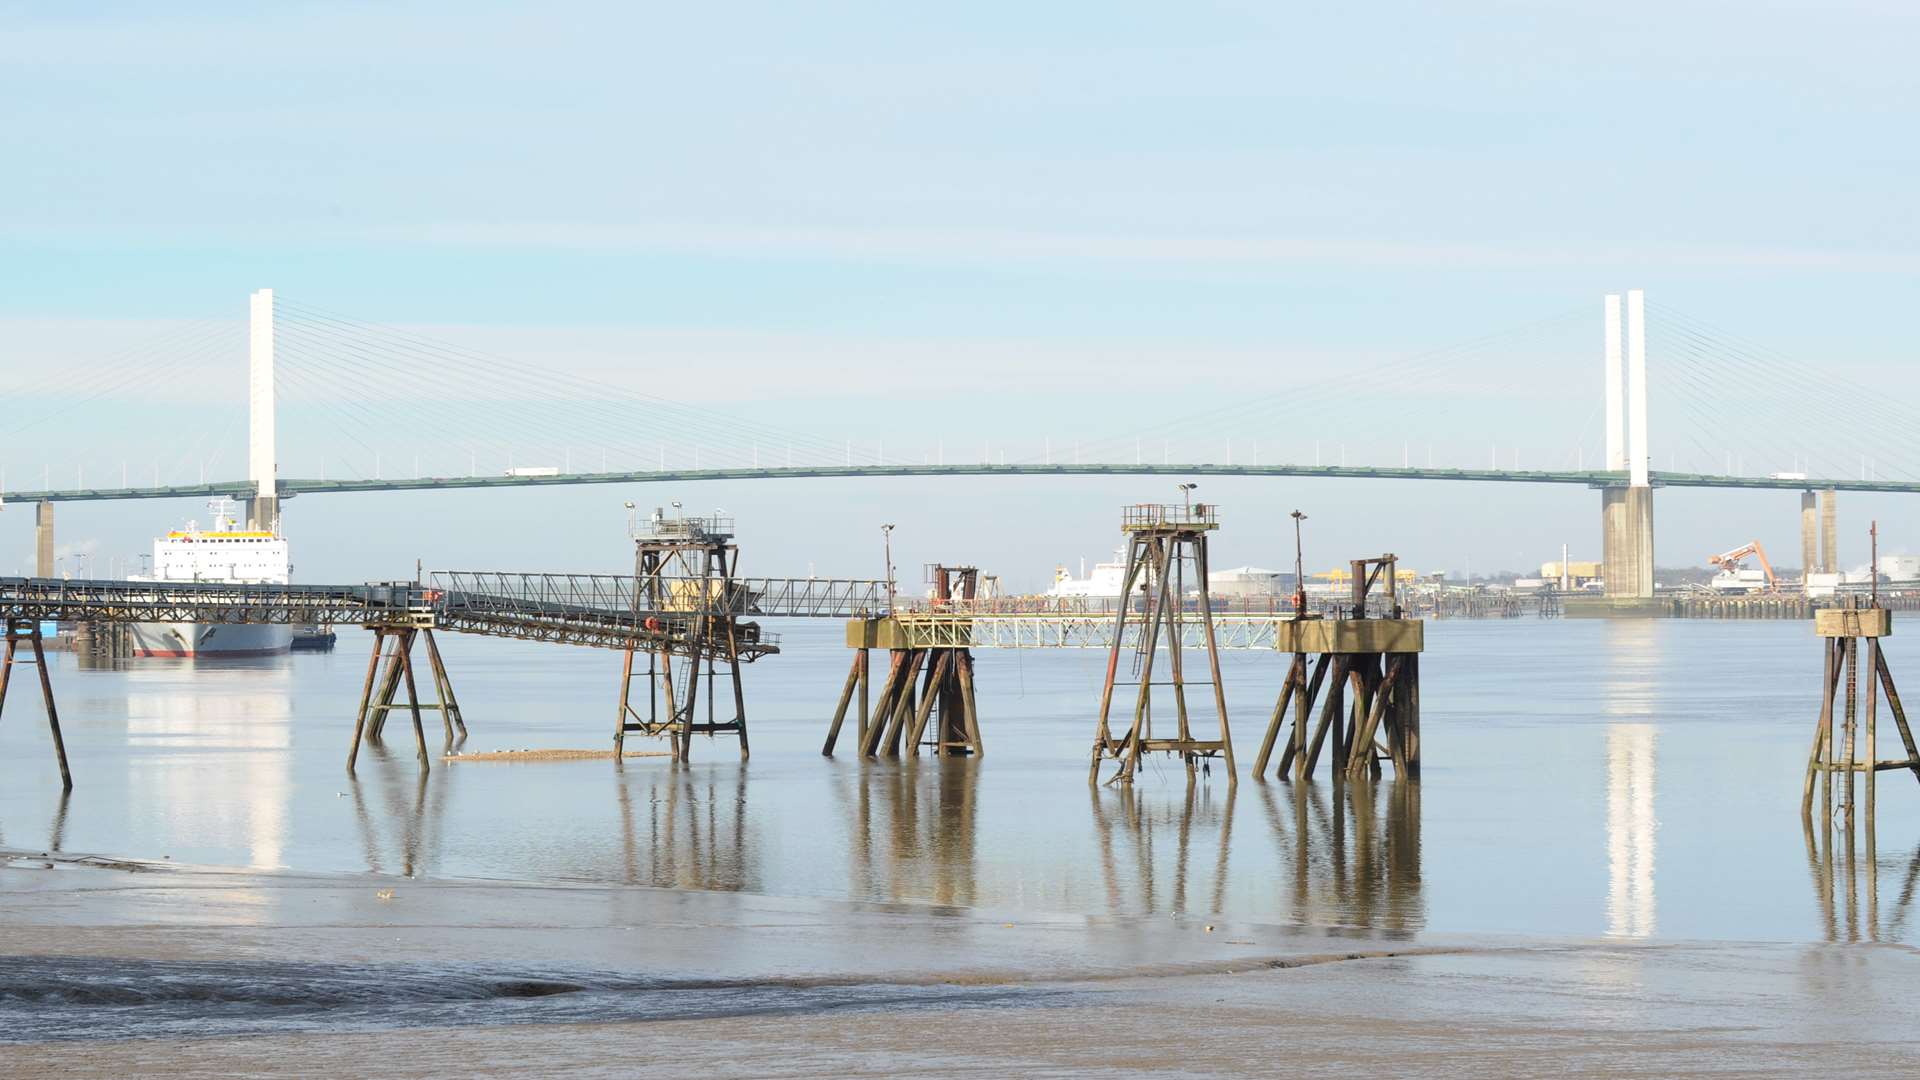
(423, 630), (465, 737)
(396, 628), (431, 774)
(348, 627), (386, 772)
(29, 628), (72, 791)
(824, 650), (862, 756)
(957, 651), (984, 756)
(616, 646), (635, 751)
(1253, 655), (1304, 779)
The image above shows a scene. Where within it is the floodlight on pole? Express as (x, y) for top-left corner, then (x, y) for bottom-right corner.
(881, 524), (897, 612)
(1291, 509), (1309, 618)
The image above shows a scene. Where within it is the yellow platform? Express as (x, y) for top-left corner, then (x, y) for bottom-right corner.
(1273, 618), (1423, 654)
(1815, 608), (1892, 638)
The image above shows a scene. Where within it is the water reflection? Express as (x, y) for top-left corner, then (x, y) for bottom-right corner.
(0, 792), (73, 856)
(1601, 621), (1659, 939)
(1081, 780), (1424, 928)
(1606, 724), (1658, 938)
(124, 658), (294, 870)
(834, 760), (980, 908)
(1804, 811), (1920, 943)
(349, 759), (448, 878)
(47, 791), (69, 853)
(1255, 781), (1423, 933)
(1092, 784), (1237, 917)
(616, 764), (754, 892)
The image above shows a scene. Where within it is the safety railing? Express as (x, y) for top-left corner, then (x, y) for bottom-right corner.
(430, 571), (889, 619)
(1121, 502), (1220, 530)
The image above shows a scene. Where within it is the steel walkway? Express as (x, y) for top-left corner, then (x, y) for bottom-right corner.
(0, 573), (891, 655)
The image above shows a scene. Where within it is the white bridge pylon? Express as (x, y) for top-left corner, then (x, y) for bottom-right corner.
(247, 287), (277, 530)
(1600, 290), (1655, 599)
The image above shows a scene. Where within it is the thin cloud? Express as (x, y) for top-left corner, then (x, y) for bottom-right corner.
(370, 221), (1920, 274)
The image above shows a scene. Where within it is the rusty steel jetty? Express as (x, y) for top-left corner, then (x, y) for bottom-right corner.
(824, 504), (1425, 789)
(1, 502), (1431, 794)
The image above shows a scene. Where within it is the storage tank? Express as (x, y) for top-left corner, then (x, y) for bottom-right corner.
(1878, 555), (1920, 584)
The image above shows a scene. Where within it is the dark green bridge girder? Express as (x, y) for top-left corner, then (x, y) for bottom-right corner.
(3, 464), (1913, 505)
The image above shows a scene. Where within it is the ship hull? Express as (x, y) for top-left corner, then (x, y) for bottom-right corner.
(130, 621), (293, 658)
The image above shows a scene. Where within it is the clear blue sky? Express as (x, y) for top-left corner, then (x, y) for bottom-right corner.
(4, 1), (1917, 583)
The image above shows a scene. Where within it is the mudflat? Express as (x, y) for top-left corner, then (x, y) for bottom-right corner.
(4, 850), (1917, 1077)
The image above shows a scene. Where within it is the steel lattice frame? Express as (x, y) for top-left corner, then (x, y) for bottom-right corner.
(888, 614), (1286, 650)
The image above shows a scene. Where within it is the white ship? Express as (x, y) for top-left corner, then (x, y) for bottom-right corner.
(130, 499), (293, 658)
(1046, 549), (1155, 599)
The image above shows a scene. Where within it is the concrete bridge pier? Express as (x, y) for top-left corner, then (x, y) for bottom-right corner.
(244, 495), (278, 533)
(1801, 492), (1819, 588)
(1821, 489), (1838, 574)
(35, 501), (53, 578)
(1601, 486), (1655, 599)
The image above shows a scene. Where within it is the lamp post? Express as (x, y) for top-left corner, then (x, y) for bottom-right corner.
(1291, 509), (1308, 618)
(881, 523), (896, 613)
(1177, 482), (1198, 519)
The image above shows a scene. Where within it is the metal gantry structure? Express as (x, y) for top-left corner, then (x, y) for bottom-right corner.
(612, 511), (756, 761)
(1088, 503), (1238, 787)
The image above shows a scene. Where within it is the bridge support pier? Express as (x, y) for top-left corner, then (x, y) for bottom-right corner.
(349, 624), (464, 775)
(35, 502), (53, 578)
(1802, 491), (1819, 590)
(245, 494), (278, 533)
(1601, 485), (1655, 599)
(1821, 488), (1839, 574)
(0, 618), (73, 790)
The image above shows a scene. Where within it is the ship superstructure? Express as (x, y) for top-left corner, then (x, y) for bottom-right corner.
(1046, 547), (1157, 599)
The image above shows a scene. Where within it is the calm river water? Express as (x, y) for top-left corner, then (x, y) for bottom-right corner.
(3, 618), (1914, 944)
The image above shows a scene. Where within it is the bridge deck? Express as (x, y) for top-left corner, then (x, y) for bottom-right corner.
(7, 463), (1914, 505)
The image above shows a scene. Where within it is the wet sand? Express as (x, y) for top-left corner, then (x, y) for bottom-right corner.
(5, 849), (1918, 1076)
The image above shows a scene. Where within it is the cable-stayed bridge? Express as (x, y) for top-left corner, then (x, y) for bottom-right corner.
(16, 463), (1920, 506)
(8, 288), (1917, 600)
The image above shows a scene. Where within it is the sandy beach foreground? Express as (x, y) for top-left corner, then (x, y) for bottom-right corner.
(3, 849), (1917, 1077)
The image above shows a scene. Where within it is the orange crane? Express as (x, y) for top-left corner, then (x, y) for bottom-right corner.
(1709, 540), (1778, 590)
